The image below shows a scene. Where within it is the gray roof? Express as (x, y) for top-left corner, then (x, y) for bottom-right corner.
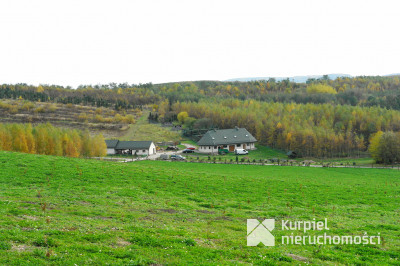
(197, 128), (257, 146)
(105, 139), (119, 148)
(115, 141), (153, 150)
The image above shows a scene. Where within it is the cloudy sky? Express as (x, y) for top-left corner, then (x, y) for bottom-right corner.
(0, 0), (399, 87)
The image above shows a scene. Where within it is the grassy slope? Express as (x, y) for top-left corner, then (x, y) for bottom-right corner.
(0, 152), (399, 265)
(121, 112), (181, 142)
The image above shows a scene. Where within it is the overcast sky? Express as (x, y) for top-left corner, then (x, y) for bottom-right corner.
(0, 0), (399, 87)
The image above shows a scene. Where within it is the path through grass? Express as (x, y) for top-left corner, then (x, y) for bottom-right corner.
(121, 111), (181, 142)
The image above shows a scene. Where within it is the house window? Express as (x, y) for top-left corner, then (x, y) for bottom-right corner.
(143, 150), (146, 152)
(237, 144), (241, 147)
(214, 146), (217, 149)
(223, 145), (227, 148)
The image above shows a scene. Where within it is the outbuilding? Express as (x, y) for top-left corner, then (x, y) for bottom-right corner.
(105, 140), (156, 156)
(105, 139), (119, 155)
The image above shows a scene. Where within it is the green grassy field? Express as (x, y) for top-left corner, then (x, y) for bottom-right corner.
(121, 112), (182, 142)
(0, 152), (399, 265)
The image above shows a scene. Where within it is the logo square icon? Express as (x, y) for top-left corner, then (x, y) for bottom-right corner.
(247, 219), (275, 246)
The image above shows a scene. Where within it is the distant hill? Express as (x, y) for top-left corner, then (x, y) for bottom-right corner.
(384, 73), (400, 77)
(226, 74), (352, 83)
(226, 73), (400, 83)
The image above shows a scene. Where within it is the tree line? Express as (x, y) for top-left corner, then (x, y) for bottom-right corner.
(0, 123), (106, 157)
(2, 75), (400, 110)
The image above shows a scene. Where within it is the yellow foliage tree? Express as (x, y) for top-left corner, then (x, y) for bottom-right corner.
(307, 84), (337, 94)
(368, 131), (383, 162)
(177, 111), (189, 124)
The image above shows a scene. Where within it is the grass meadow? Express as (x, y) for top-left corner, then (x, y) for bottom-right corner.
(0, 151), (399, 265)
(121, 112), (182, 143)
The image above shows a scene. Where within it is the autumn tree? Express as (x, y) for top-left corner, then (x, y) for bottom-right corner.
(177, 111), (189, 124)
(368, 131), (383, 162)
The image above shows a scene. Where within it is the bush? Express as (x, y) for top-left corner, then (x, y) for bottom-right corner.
(94, 115), (104, 122)
(34, 106), (45, 113)
(47, 104), (58, 112)
(124, 114), (135, 124)
(78, 113), (88, 122)
(22, 102), (35, 111)
(114, 114), (123, 123)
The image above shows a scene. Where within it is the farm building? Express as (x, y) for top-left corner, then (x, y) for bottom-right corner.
(105, 140), (156, 156)
(105, 140), (119, 155)
(197, 127), (257, 154)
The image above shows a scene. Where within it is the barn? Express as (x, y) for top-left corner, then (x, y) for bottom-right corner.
(105, 140), (119, 155)
(105, 140), (156, 156)
(197, 127), (257, 154)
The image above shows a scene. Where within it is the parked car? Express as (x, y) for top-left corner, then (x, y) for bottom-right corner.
(159, 154), (170, 160)
(187, 147), (195, 150)
(234, 149), (248, 155)
(166, 146), (179, 151)
(171, 154), (186, 160)
(182, 149), (195, 153)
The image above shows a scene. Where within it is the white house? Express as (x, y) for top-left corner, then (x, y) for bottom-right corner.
(105, 140), (156, 156)
(197, 127), (257, 154)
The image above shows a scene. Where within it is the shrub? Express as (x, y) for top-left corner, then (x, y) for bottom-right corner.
(114, 114), (123, 123)
(78, 113), (88, 121)
(22, 102), (35, 111)
(47, 104), (58, 112)
(125, 114), (135, 124)
(94, 115), (104, 122)
(34, 106), (45, 113)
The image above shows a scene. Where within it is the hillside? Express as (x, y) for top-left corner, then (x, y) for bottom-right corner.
(0, 152), (399, 264)
(2, 75), (400, 160)
(120, 111), (182, 143)
(0, 99), (141, 139)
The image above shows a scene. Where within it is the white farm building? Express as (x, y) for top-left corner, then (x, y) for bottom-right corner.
(105, 140), (156, 156)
